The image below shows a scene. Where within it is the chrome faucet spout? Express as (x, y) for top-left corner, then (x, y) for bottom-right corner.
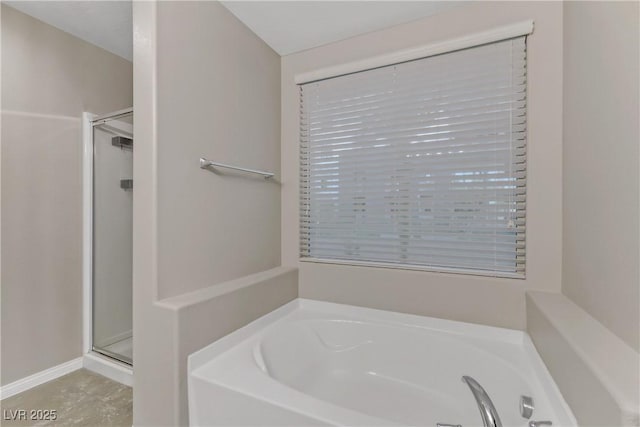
(462, 376), (502, 427)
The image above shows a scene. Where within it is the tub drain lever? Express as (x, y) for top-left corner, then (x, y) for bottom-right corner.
(520, 395), (534, 419)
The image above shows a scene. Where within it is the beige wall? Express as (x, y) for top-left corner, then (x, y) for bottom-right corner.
(156, 1), (281, 299)
(0, 4), (132, 385)
(132, 2), (291, 425)
(528, 3), (639, 423)
(281, 1), (563, 330)
(561, 1), (640, 352)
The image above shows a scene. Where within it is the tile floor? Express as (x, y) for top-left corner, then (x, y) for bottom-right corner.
(1, 369), (132, 426)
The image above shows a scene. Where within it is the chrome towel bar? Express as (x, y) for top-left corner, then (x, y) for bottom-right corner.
(199, 158), (274, 180)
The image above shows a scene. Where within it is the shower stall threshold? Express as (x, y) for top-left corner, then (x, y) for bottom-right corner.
(83, 352), (133, 387)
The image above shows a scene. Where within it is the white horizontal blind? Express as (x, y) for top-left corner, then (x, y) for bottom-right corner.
(300, 37), (527, 277)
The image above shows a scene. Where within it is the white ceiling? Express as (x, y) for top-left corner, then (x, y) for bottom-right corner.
(4, 0), (133, 61)
(4, 1), (462, 60)
(221, 1), (464, 56)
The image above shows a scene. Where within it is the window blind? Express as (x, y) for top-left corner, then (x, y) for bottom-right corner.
(299, 37), (527, 277)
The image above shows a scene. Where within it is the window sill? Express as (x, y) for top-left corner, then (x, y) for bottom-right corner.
(299, 257), (525, 280)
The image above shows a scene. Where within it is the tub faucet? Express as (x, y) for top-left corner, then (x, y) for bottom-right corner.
(462, 376), (502, 427)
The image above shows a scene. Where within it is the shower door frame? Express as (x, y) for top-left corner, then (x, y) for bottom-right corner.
(82, 109), (134, 383)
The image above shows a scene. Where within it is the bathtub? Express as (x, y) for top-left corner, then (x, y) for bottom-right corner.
(188, 299), (576, 426)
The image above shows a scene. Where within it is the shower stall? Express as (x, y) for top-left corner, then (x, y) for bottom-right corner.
(83, 108), (134, 371)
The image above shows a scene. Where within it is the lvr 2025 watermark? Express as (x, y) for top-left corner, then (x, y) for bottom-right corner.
(3, 409), (57, 421)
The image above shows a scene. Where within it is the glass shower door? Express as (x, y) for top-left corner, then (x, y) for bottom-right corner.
(92, 112), (133, 365)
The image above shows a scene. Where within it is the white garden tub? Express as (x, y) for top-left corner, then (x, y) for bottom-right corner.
(188, 299), (576, 426)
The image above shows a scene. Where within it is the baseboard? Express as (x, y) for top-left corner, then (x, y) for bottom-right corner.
(83, 352), (133, 387)
(0, 357), (83, 400)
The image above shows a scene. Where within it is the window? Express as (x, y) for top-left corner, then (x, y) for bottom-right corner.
(299, 37), (526, 277)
